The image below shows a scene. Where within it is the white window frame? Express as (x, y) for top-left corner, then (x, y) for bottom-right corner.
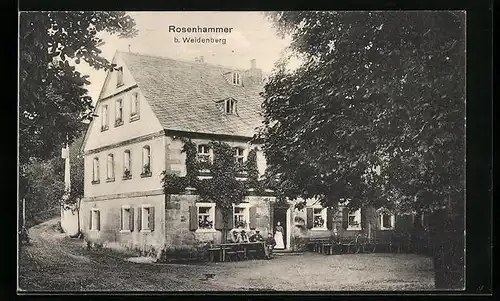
(123, 150), (131, 176)
(131, 92), (140, 119)
(101, 105), (109, 129)
(142, 146), (151, 175)
(233, 202), (251, 229)
(115, 98), (123, 124)
(140, 204), (153, 233)
(232, 72), (241, 85)
(310, 205), (327, 230)
(347, 209), (362, 230)
(92, 157), (100, 182)
(234, 147), (245, 164)
(106, 153), (115, 180)
(197, 144), (211, 164)
(380, 213), (396, 230)
(90, 208), (100, 231)
(225, 98), (237, 114)
(116, 66), (124, 87)
(196, 202), (216, 232)
(120, 205), (132, 233)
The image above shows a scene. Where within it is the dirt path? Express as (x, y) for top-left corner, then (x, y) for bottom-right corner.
(18, 218), (434, 291)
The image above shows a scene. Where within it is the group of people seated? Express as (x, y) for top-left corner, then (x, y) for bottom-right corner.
(229, 228), (277, 259)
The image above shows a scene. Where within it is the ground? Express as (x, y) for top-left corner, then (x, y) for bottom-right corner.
(18, 218), (435, 291)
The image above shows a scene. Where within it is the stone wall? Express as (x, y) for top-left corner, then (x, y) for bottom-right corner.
(82, 194), (165, 253)
(165, 194), (274, 250)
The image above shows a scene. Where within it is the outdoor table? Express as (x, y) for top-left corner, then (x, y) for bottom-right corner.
(218, 242), (266, 261)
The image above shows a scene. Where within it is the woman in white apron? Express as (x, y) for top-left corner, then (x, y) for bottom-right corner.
(274, 221), (285, 249)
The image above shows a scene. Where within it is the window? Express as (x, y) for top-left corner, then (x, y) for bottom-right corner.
(89, 209), (100, 231)
(380, 213), (395, 230)
(225, 98), (236, 114)
(139, 205), (155, 232)
(141, 146), (151, 177)
(234, 147), (245, 164)
(197, 144), (211, 163)
(115, 99), (123, 126)
(130, 92), (140, 120)
(233, 203), (250, 229)
(92, 157), (100, 183)
(232, 72), (241, 85)
(123, 150), (131, 179)
(106, 154), (115, 181)
(101, 105), (109, 131)
(116, 67), (124, 87)
(120, 206), (134, 232)
(196, 203), (215, 231)
(312, 207), (327, 229)
(347, 209), (362, 230)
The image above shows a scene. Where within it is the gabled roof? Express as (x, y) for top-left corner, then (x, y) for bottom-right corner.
(119, 51), (264, 138)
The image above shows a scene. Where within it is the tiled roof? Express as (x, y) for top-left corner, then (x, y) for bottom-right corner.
(119, 51), (264, 138)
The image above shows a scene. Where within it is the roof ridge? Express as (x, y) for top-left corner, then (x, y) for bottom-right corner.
(117, 50), (250, 72)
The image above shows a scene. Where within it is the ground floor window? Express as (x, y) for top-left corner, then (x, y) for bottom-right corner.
(121, 206), (134, 232)
(194, 202), (215, 231)
(233, 203), (250, 229)
(139, 205), (155, 232)
(380, 213), (395, 230)
(89, 209), (100, 231)
(312, 207), (327, 229)
(347, 209), (361, 230)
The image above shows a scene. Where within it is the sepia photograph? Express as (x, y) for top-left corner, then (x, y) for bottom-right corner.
(18, 11), (466, 292)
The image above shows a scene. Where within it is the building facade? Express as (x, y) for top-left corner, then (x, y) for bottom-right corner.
(81, 51), (422, 254)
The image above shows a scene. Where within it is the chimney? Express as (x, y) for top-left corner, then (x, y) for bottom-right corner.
(250, 59), (256, 69)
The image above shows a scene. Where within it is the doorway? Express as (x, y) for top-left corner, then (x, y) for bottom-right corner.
(272, 206), (289, 249)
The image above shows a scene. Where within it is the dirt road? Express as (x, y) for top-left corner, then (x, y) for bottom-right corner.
(18, 218), (434, 291)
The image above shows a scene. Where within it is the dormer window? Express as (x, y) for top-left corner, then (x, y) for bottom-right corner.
(225, 98), (236, 115)
(232, 72), (241, 85)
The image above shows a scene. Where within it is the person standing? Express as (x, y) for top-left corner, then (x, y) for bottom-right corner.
(274, 221), (285, 249)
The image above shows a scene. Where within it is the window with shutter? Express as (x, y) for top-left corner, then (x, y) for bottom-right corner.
(121, 206), (131, 232)
(140, 206), (154, 232)
(347, 209), (362, 230)
(233, 203), (250, 229)
(326, 208), (333, 230)
(195, 203), (215, 231)
(380, 213), (395, 230)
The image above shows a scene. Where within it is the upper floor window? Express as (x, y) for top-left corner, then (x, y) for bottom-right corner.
(106, 154), (115, 181)
(116, 67), (124, 87)
(225, 98), (237, 115)
(197, 144), (211, 163)
(101, 105), (109, 131)
(234, 147), (245, 164)
(123, 150), (131, 179)
(232, 72), (241, 85)
(141, 146), (151, 177)
(130, 92), (140, 120)
(92, 157), (100, 183)
(115, 99), (123, 126)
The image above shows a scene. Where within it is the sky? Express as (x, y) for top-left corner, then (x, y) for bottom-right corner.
(77, 12), (296, 103)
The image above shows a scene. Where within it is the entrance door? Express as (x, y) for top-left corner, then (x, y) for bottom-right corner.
(272, 206), (288, 249)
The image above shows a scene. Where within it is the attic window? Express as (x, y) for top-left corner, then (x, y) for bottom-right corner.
(225, 98), (237, 115)
(116, 67), (124, 87)
(232, 72), (241, 85)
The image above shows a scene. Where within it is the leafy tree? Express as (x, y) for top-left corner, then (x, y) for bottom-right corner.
(19, 11), (137, 229)
(261, 11), (464, 289)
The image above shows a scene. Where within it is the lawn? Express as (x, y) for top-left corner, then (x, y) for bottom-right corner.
(18, 218), (434, 291)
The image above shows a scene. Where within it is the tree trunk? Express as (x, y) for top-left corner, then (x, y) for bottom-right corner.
(431, 207), (464, 290)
